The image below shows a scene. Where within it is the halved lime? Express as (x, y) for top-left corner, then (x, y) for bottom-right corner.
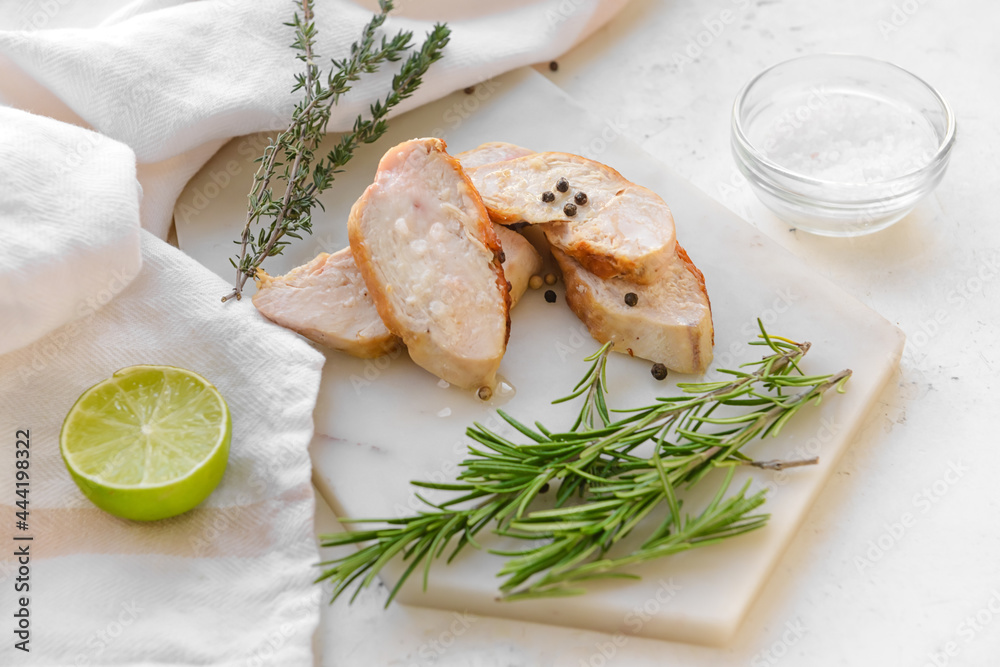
(60, 365), (231, 521)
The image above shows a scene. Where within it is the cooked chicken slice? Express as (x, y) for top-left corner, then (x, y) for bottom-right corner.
(252, 224), (541, 358)
(456, 141), (535, 169)
(553, 245), (713, 374)
(493, 224), (543, 304)
(468, 152), (676, 284)
(349, 137), (510, 389)
(252, 249), (399, 358)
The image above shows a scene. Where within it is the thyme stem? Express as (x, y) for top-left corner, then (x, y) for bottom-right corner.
(223, 0), (450, 301)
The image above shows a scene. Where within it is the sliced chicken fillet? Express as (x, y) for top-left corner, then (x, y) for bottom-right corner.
(456, 141), (535, 169)
(252, 225), (541, 358)
(492, 224), (543, 302)
(349, 137), (510, 389)
(468, 152), (676, 283)
(553, 245), (713, 374)
(252, 249), (399, 358)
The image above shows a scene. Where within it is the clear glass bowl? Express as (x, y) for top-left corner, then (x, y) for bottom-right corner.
(731, 54), (956, 236)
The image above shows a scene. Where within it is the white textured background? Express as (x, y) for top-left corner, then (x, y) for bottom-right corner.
(4, 0), (994, 664)
(316, 0), (1000, 665)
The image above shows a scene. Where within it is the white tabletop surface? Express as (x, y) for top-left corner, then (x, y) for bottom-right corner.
(315, 1), (1000, 665)
(3, 0), (994, 664)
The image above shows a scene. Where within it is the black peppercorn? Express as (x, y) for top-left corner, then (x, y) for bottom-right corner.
(539, 483), (550, 494)
(464, 86), (475, 95)
(498, 250), (506, 264)
(563, 202), (577, 217)
(624, 292), (638, 307)
(555, 177), (569, 193)
(574, 191), (588, 205)
(651, 363), (668, 381)
(549, 61), (559, 72)
(544, 290), (557, 303)
(541, 191), (555, 203)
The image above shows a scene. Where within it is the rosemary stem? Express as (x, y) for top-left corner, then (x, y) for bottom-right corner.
(747, 457), (820, 470)
(316, 327), (851, 604)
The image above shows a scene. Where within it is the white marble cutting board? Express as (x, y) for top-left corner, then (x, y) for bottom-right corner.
(175, 68), (905, 646)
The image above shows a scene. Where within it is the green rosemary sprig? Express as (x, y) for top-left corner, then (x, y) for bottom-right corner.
(552, 341), (614, 432)
(223, 0), (450, 301)
(317, 323), (851, 604)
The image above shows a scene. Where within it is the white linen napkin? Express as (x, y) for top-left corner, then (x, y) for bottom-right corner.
(0, 229), (325, 666)
(0, 1), (629, 664)
(0, 107), (142, 357)
(0, 0), (628, 238)
(1, 0), (627, 163)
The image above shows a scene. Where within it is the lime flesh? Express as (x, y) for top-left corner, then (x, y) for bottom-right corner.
(60, 365), (231, 521)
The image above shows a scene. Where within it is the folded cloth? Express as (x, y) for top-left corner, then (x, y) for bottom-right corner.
(0, 0), (627, 163)
(0, 229), (325, 666)
(0, 106), (142, 357)
(0, 1), (629, 664)
(0, 0), (628, 237)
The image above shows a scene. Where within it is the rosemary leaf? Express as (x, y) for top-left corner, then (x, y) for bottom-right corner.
(317, 322), (852, 603)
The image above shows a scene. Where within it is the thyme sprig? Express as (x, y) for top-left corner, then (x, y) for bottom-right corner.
(317, 323), (851, 604)
(223, 0), (450, 301)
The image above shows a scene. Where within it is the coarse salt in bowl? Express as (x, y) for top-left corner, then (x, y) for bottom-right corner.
(731, 54), (956, 236)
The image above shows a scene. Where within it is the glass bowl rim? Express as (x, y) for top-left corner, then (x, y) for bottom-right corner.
(731, 53), (957, 191)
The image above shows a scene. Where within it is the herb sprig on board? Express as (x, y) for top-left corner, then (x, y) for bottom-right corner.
(223, 0), (450, 301)
(316, 324), (851, 604)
